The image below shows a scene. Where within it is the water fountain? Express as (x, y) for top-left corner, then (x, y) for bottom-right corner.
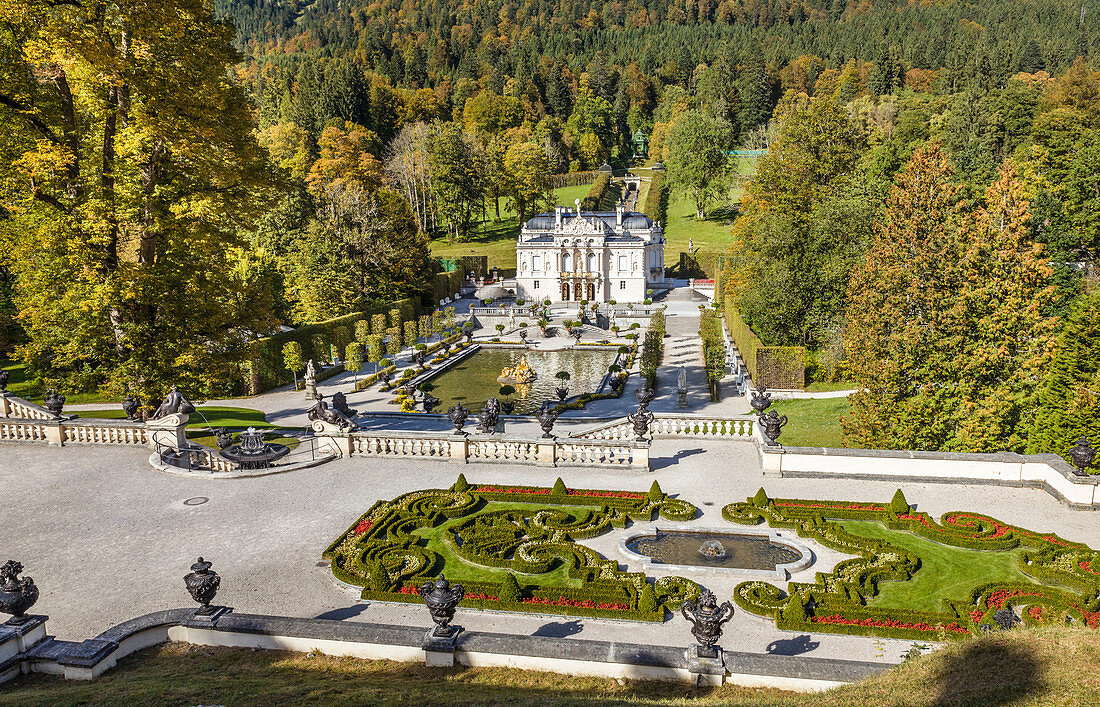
(620, 527), (813, 580)
(218, 427), (290, 470)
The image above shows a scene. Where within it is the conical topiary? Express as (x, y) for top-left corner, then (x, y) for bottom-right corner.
(647, 480), (664, 502)
(367, 561), (389, 592)
(498, 573), (521, 603)
(638, 583), (658, 613)
(889, 489), (910, 515)
(753, 487), (769, 507)
(782, 595), (807, 624)
(552, 477), (568, 495)
(453, 473), (469, 492)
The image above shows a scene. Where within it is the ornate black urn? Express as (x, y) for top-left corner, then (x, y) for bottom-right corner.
(634, 386), (654, 411)
(0, 369), (9, 393)
(0, 561), (39, 624)
(423, 394), (441, 414)
(537, 402), (559, 438)
(680, 589), (734, 658)
(419, 574), (464, 638)
(122, 395), (142, 422)
(757, 410), (788, 445)
(750, 386), (772, 414)
(43, 389), (65, 418)
(214, 427), (234, 449)
(1068, 438), (1096, 475)
(413, 350), (427, 369)
(627, 406), (655, 441)
(448, 404), (469, 435)
(400, 380), (418, 399)
(555, 385), (568, 402)
(476, 398), (500, 434)
(572, 329), (583, 344)
(184, 557), (221, 615)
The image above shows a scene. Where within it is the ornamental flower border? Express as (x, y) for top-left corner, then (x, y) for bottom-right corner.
(323, 476), (700, 622)
(723, 489), (1100, 641)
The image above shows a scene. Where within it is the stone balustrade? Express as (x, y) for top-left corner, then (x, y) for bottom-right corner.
(575, 414), (755, 441)
(322, 429), (649, 469)
(0, 393), (56, 421)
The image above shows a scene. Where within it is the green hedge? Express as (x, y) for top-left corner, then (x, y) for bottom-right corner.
(642, 170), (668, 224)
(581, 172), (611, 211)
(248, 297), (420, 393)
(723, 489), (1100, 641)
(428, 271), (463, 305)
(322, 479), (700, 622)
(723, 298), (805, 390)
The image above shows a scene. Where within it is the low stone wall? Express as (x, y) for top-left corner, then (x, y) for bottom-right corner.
(576, 414), (755, 441)
(2, 609), (888, 691)
(763, 446), (1100, 509)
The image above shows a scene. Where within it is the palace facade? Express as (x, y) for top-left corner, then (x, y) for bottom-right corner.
(514, 202), (665, 303)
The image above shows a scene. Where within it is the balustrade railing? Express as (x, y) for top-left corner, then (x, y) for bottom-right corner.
(575, 414), (755, 441)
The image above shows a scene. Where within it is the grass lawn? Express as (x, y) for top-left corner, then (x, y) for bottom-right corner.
(5, 627), (1100, 705)
(662, 156), (757, 268)
(839, 520), (1039, 611)
(186, 431), (301, 451)
(411, 501), (584, 587)
(0, 360), (113, 405)
(80, 405), (276, 430)
(732, 397), (849, 447)
(429, 184), (597, 270)
(804, 381), (858, 393)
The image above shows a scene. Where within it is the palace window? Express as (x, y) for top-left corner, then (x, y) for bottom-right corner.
(532, 255), (541, 270)
(534, 281), (539, 289)
(620, 281), (626, 290)
(618, 255), (627, 271)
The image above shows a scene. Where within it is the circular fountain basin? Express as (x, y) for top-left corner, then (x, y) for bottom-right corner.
(618, 526), (813, 580)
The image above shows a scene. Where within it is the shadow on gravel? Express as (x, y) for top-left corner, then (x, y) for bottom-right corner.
(650, 447), (706, 471)
(314, 604), (369, 621)
(532, 620), (584, 638)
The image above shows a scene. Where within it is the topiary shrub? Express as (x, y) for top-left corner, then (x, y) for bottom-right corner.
(753, 487), (770, 507)
(499, 573), (521, 603)
(647, 480), (663, 502)
(890, 489), (910, 515)
(638, 584), (658, 613)
(552, 477), (568, 496)
(453, 474), (470, 492)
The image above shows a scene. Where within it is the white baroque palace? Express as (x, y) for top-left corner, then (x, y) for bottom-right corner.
(515, 201), (665, 303)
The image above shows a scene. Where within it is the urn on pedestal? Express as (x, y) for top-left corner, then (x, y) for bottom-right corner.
(634, 385), (654, 410)
(537, 402), (559, 438)
(680, 589), (734, 659)
(448, 404), (469, 435)
(757, 409), (788, 445)
(419, 574), (464, 639)
(0, 561), (39, 625)
(750, 386), (772, 414)
(1068, 438), (1096, 476)
(184, 557), (221, 616)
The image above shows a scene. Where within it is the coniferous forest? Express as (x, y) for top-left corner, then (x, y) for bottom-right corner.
(1, 0), (1097, 460)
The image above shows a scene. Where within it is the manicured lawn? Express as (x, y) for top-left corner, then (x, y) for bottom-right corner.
(429, 184), (597, 270)
(839, 520), (1039, 611)
(186, 430), (301, 451)
(662, 156), (757, 269)
(734, 397), (849, 448)
(81, 405), (275, 430)
(804, 381), (858, 393)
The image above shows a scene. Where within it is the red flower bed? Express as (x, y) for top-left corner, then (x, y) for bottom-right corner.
(521, 596), (629, 611)
(465, 592), (499, 601)
(812, 614), (969, 634)
(353, 520), (374, 535)
(474, 486), (552, 495)
(565, 489), (644, 499)
(970, 609), (985, 624)
(898, 514), (932, 526)
(398, 585), (419, 595)
(987, 589), (1045, 610)
(1028, 606), (1043, 621)
(775, 502), (884, 512)
(1080, 561), (1098, 575)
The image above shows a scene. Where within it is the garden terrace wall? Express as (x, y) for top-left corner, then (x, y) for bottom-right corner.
(0, 609), (885, 690)
(762, 445), (1100, 509)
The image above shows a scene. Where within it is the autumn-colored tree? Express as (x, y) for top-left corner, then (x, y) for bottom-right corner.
(1, 0), (274, 400)
(844, 146), (1057, 452)
(305, 121), (384, 197)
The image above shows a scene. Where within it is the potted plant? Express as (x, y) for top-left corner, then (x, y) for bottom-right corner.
(554, 371), (571, 401)
(498, 385), (516, 414)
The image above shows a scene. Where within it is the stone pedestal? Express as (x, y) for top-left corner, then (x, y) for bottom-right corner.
(145, 413), (191, 449)
(422, 627), (462, 667)
(537, 440), (557, 466)
(677, 389), (688, 408)
(685, 645), (725, 686)
(304, 381), (318, 401)
(0, 615), (48, 684)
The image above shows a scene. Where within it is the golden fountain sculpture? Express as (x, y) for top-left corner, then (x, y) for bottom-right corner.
(498, 356), (538, 385)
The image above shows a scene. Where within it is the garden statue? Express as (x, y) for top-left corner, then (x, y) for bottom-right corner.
(122, 395), (142, 421)
(750, 386), (772, 414)
(419, 574), (464, 639)
(634, 385), (654, 411)
(1068, 438), (1096, 475)
(183, 557), (221, 616)
(680, 589), (734, 658)
(758, 409), (788, 445)
(0, 560), (39, 624)
(214, 428), (234, 449)
(0, 369), (9, 393)
(627, 404), (655, 441)
(519, 329), (528, 345)
(43, 389), (65, 418)
(448, 404), (469, 435)
(307, 393), (354, 430)
(422, 394), (441, 414)
(537, 402), (559, 438)
(331, 391), (358, 419)
(498, 356), (537, 384)
(476, 398), (501, 433)
(677, 366), (688, 409)
(304, 359), (316, 384)
(150, 385), (194, 420)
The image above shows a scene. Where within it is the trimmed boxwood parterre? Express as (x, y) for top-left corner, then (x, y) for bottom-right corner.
(723, 489), (1100, 641)
(324, 477), (701, 622)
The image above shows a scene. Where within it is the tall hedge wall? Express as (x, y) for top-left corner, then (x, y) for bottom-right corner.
(642, 171), (668, 224)
(581, 172), (611, 211)
(724, 297), (806, 390)
(429, 270), (463, 305)
(248, 297), (419, 393)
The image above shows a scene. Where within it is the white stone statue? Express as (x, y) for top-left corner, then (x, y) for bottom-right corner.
(677, 366), (687, 392)
(688, 237), (694, 253)
(305, 359), (316, 384)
